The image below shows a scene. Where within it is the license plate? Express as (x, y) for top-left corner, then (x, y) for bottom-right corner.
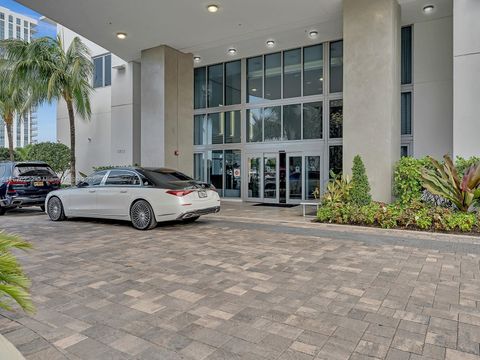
(33, 181), (44, 187)
(198, 190), (207, 198)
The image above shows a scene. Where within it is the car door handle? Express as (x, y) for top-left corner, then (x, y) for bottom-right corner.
(120, 190), (128, 193)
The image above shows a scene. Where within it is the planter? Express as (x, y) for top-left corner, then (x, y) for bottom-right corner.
(0, 333), (25, 360)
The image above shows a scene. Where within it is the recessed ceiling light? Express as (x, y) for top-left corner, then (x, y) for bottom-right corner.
(193, 56), (201, 63)
(227, 48), (237, 55)
(319, 77), (324, 82)
(308, 30), (319, 39)
(251, 88), (257, 92)
(207, 4), (219, 13)
(266, 40), (275, 48)
(116, 32), (127, 39)
(422, 4), (435, 14)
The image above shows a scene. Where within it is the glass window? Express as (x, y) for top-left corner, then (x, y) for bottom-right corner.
(104, 54), (111, 86)
(224, 150), (241, 198)
(194, 67), (207, 109)
(303, 45), (323, 96)
(288, 156), (302, 200)
(283, 104), (301, 140)
(83, 171), (107, 186)
(264, 106), (281, 142)
(194, 115), (206, 145)
(401, 92), (412, 135)
(105, 170), (141, 186)
(305, 156), (321, 200)
(401, 145), (409, 158)
(264, 156), (277, 199)
(329, 99), (343, 139)
(207, 112), (223, 145)
(283, 48), (301, 98)
(247, 56), (263, 103)
(247, 108), (263, 142)
(303, 102), (322, 139)
(208, 64), (223, 107)
(247, 157), (261, 198)
(194, 153), (204, 181)
(329, 41), (343, 93)
(225, 110), (241, 144)
(16, 18), (20, 25)
(329, 146), (343, 177)
(265, 52), (281, 100)
(208, 150), (223, 197)
(225, 61), (241, 105)
(401, 26), (412, 85)
(93, 57), (103, 88)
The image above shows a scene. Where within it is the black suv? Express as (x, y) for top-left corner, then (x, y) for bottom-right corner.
(0, 161), (61, 215)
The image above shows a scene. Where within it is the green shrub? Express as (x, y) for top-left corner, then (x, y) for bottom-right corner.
(26, 142), (71, 181)
(317, 204), (335, 223)
(350, 155), (371, 206)
(322, 172), (352, 204)
(444, 212), (477, 232)
(456, 156), (480, 177)
(393, 157), (429, 204)
(0, 147), (19, 161)
(357, 202), (382, 225)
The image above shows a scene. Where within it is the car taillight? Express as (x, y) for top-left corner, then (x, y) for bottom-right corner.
(7, 178), (28, 186)
(48, 179), (61, 185)
(166, 189), (194, 197)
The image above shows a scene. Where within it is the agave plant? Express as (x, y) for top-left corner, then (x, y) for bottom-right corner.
(421, 155), (480, 212)
(322, 171), (352, 204)
(0, 232), (34, 313)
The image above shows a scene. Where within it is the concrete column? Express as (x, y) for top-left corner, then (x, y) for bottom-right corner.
(453, 0), (480, 158)
(141, 45), (194, 175)
(343, 0), (400, 202)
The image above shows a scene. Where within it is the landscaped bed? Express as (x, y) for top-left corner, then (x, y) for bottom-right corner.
(315, 155), (480, 235)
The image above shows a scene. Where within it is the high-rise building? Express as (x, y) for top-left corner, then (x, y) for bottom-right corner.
(0, 6), (38, 149)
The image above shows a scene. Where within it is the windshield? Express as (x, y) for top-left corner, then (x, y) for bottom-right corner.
(14, 165), (56, 177)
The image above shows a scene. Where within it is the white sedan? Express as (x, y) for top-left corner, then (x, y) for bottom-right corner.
(45, 167), (221, 230)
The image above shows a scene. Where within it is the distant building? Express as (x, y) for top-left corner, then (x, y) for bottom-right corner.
(0, 6), (38, 148)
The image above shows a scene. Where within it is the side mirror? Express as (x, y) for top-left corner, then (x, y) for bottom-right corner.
(77, 181), (88, 188)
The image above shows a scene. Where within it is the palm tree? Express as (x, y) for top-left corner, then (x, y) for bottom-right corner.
(0, 232), (34, 314)
(0, 35), (93, 185)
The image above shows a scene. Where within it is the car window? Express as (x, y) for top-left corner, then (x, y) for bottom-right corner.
(14, 164), (56, 177)
(83, 171), (107, 186)
(140, 169), (194, 189)
(105, 170), (141, 186)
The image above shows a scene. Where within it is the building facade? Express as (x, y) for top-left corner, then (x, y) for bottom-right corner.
(31, 0), (477, 203)
(0, 6), (38, 149)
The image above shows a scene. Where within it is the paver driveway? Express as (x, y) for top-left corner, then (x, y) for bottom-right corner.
(1, 203), (480, 360)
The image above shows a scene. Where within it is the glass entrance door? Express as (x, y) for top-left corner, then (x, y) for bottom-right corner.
(287, 153), (303, 203)
(305, 155), (322, 201)
(263, 153), (279, 203)
(247, 155), (262, 201)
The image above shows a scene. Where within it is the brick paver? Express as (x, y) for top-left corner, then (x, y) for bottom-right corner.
(1, 204), (480, 359)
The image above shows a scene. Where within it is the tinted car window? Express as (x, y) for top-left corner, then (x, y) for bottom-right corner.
(0, 164), (6, 178)
(14, 165), (56, 177)
(83, 171), (107, 186)
(105, 170), (141, 186)
(140, 169), (194, 189)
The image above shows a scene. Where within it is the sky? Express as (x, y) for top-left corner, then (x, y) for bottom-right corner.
(1, 0), (57, 142)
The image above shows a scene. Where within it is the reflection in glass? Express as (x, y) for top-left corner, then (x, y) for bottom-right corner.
(329, 145), (343, 177)
(283, 48), (301, 98)
(247, 108), (263, 142)
(305, 156), (321, 200)
(283, 104), (301, 140)
(264, 106), (281, 142)
(194, 67), (207, 109)
(194, 153), (204, 181)
(401, 92), (412, 135)
(225, 110), (241, 143)
(264, 157), (277, 199)
(194, 114), (206, 145)
(288, 156), (302, 200)
(401, 26), (412, 85)
(329, 41), (343, 93)
(225, 61), (241, 105)
(224, 150), (241, 198)
(93, 57), (103, 88)
(265, 53), (281, 100)
(207, 113), (224, 144)
(208, 64), (223, 107)
(303, 45), (323, 96)
(303, 102), (322, 139)
(104, 54), (111, 86)
(208, 150), (223, 197)
(248, 157), (261, 198)
(329, 99), (343, 139)
(247, 56), (263, 103)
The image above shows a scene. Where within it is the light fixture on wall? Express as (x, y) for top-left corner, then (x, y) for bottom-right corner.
(266, 40), (275, 48)
(227, 48), (237, 55)
(422, 4), (435, 14)
(308, 30), (319, 39)
(207, 4), (219, 13)
(193, 56), (202, 63)
(116, 32), (127, 39)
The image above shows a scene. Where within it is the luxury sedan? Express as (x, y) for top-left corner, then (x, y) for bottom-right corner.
(45, 167), (221, 230)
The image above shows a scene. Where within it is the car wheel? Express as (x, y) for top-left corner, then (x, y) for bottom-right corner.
(0, 207), (6, 216)
(183, 216), (200, 223)
(40, 205), (45, 212)
(47, 197), (66, 221)
(130, 200), (157, 230)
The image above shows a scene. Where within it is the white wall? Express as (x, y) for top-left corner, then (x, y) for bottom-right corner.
(412, 16), (453, 159)
(453, 0), (480, 158)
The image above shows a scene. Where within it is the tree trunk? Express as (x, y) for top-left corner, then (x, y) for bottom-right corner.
(66, 99), (76, 186)
(5, 114), (14, 161)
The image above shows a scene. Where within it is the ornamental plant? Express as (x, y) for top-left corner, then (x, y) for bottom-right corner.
(0, 232), (34, 313)
(393, 157), (429, 204)
(322, 171), (352, 204)
(421, 155), (480, 212)
(350, 155), (371, 206)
